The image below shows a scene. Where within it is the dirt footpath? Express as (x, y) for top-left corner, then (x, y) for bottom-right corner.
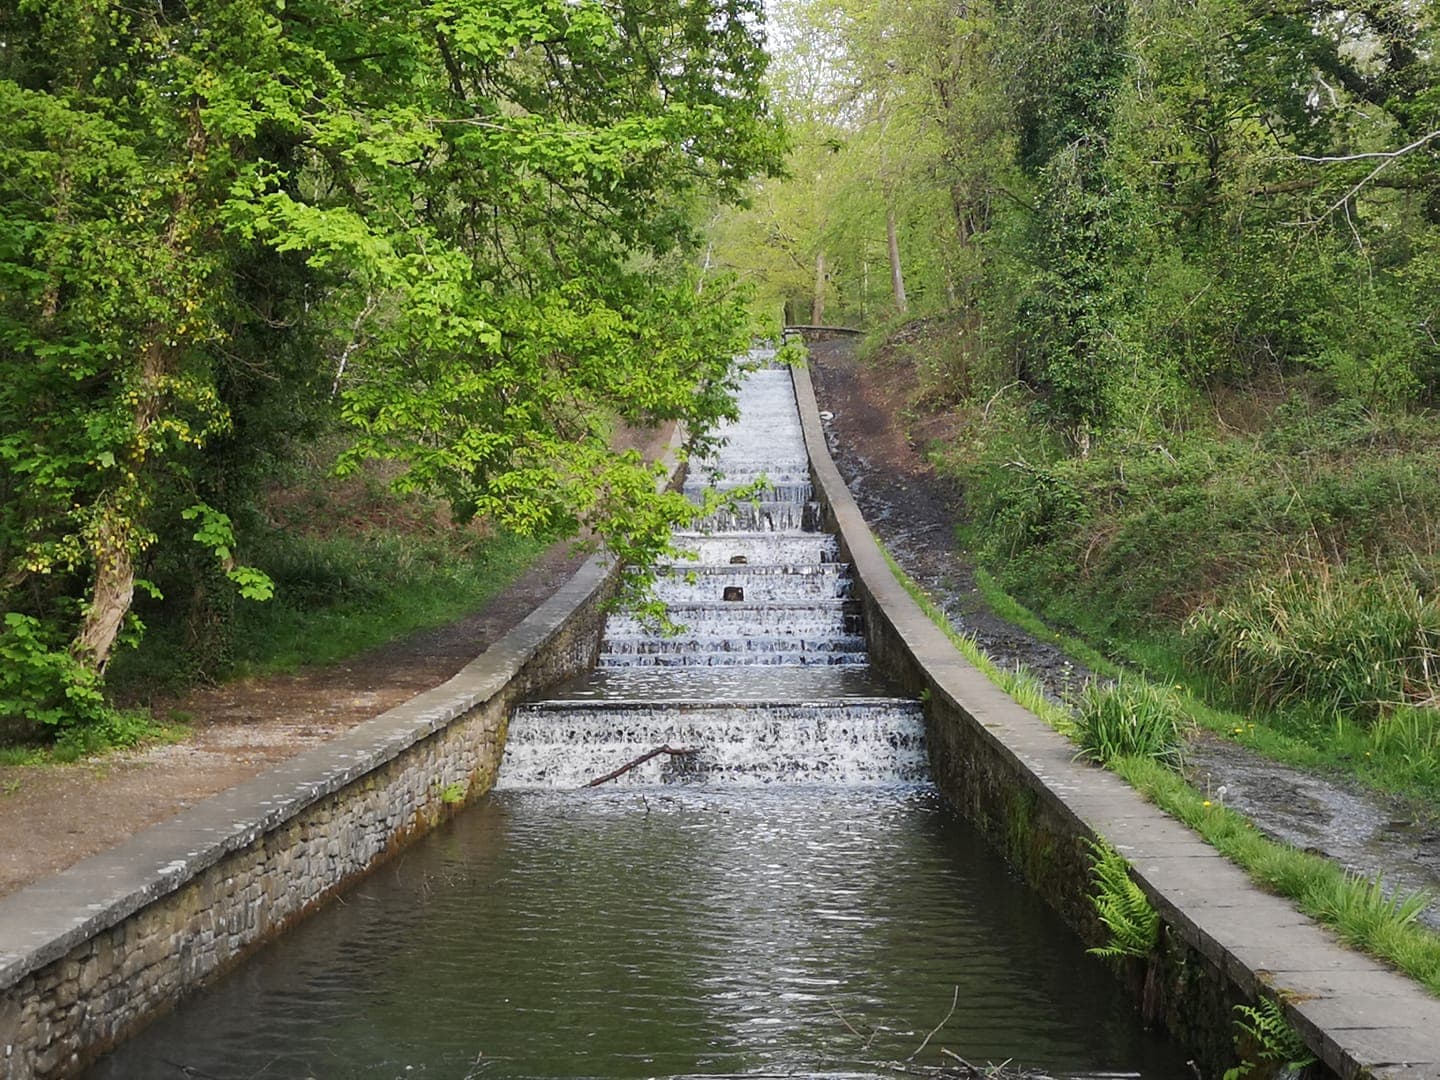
(0, 541), (587, 898)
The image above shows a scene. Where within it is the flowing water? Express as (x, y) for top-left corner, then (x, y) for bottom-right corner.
(87, 355), (1190, 1079)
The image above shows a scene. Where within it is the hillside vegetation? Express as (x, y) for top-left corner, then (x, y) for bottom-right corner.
(720, 0), (1440, 790)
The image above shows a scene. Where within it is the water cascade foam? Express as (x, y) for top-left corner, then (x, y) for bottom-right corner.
(497, 351), (924, 789)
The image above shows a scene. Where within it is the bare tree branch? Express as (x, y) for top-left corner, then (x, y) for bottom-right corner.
(1296, 128), (1440, 164)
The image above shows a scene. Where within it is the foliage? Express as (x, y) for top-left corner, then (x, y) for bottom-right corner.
(1222, 998), (1317, 1080)
(109, 480), (547, 691)
(0, 614), (110, 733)
(1, 0), (784, 735)
(1084, 838), (1159, 961)
(1185, 563), (1440, 724)
(1076, 677), (1185, 768)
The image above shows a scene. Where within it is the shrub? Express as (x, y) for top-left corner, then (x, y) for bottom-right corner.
(1184, 562), (1440, 724)
(0, 614), (110, 735)
(1076, 676), (1185, 767)
(1085, 838), (1160, 960)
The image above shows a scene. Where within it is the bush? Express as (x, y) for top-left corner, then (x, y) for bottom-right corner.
(0, 613), (165, 755)
(1076, 676), (1185, 767)
(1184, 563), (1440, 724)
(0, 613), (110, 735)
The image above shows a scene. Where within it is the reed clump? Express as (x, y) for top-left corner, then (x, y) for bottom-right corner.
(1184, 561), (1440, 725)
(1075, 677), (1185, 768)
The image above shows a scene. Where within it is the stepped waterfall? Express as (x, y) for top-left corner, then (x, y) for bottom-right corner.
(89, 350), (1193, 1080)
(497, 351), (927, 789)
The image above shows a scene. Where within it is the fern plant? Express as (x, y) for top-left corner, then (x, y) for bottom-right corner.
(1223, 998), (1316, 1080)
(1085, 838), (1160, 960)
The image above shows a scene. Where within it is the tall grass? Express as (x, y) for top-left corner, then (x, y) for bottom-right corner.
(1076, 677), (1186, 767)
(1185, 561), (1440, 723)
(882, 550), (1440, 997)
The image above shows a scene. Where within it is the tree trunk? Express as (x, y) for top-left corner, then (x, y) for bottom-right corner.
(886, 208), (908, 313)
(72, 110), (206, 674)
(72, 338), (168, 673)
(72, 517), (136, 674)
(811, 249), (826, 325)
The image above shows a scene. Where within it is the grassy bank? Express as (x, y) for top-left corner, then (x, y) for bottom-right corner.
(866, 315), (1440, 806)
(111, 455), (549, 697)
(882, 549), (1440, 997)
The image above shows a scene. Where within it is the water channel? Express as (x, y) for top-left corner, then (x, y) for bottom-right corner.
(88, 357), (1189, 1079)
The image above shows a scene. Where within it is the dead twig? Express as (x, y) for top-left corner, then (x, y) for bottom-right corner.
(585, 745), (698, 787)
(908, 985), (960, 1061)
(830, 1001), (884, 1051)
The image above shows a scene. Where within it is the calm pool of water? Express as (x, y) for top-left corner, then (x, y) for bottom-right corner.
(90, 786), (1188, 1079)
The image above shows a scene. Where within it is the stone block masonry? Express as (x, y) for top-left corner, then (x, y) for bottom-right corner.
(790, 360), (1440, 1080)
(0, 440), (681, 1080)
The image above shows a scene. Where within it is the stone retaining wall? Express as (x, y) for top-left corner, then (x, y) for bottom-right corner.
(0, 441), (681, 1080)
(790, 361), (1438, 1080)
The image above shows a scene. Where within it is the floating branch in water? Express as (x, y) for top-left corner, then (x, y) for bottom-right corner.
(585, 745), (699, 787)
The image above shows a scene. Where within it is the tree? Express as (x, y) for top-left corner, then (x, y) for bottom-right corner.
(0, 0), (785, 734)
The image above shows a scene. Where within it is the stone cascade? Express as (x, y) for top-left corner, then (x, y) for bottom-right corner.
(500, 700), (928, 788)
(497, 353), (924, 790)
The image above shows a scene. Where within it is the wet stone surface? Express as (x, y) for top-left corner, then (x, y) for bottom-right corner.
(807, 338), (1440, 931)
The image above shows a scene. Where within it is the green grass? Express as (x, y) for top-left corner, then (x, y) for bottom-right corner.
(975, 566), (1440, 806)
(110, 529), (547, 692)
(0, 714), (188, 765)
(878, 545), (1074, 735)
(884, 551), (1440, 997)
(1116, 755), (1440, 995)
(226, 530), (547, 676)
(938, 391), (1440, 798)
(1186, 561), (1440, 722)
(1076, 677), (1185, 768)
(974, 567), (1121, 677)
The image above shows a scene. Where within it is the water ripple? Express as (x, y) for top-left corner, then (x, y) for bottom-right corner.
(91, 787), (1188, 1080)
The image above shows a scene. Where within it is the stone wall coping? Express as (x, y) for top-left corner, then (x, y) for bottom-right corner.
(790, 360), (1439, 1080)
(0, 434), (682, 995)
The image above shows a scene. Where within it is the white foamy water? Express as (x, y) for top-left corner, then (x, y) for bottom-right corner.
(497, 354), (925, 790)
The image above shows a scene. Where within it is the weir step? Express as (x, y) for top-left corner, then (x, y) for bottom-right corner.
(650, 565), (852, 603)
(683, 479), (816, 504)
(663, 533), (839, 566)
(690, 501), (822, 533)
(497, 699), (927, 790)
(605, 600), (862, 638)
(546, 666), (899, 702)
(597, 634), (869, 666)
